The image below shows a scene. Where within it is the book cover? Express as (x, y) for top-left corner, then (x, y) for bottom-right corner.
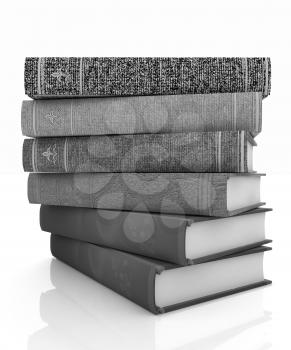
(21, 92), (262, 137)
(25, 57), (271, 99)
(41, 205), (271, 265)
(50, 234), (271, 314)
(23, 131), (255, 173)
(28, 173), (264, 217)
(36, 258), (270, 350)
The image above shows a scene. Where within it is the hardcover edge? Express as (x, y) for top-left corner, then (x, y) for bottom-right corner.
(187, 239), (272, 265)
(50, 234), (271, 315)
(157, 280), (272, 314)
(156, 246), (272, 314)
(41, 205), (272, 266)
(226, 202), (266, 217)
(183, 207), (272, 225)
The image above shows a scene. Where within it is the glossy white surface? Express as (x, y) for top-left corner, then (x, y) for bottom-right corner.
(1, 0), (291, 348)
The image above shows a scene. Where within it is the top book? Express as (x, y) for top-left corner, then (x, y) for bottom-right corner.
(25, 57), (271, 99)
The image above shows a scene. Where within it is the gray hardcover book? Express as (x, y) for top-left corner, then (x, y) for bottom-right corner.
(41, 205), (271, 265)
(50, 234), (271, 314)
(28, 173), (265, 217)
(25, 57), (271, 99)
(38, 258), (271, 350)
(23, 131), (255, 173)
(21, 92), (262, 137)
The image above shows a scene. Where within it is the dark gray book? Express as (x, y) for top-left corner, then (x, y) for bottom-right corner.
(41, 205), (271, 265)
(28, 173), (265, 217)
(25, 57), (271, 99)
(50, 234), (271, 314)
(21, 92), (262, 137)
(35, 282), (271, 350)
(23, 131), (255, 173)
(36, 258), (270, 350)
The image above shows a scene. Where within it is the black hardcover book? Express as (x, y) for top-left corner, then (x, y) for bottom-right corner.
(42, 206), (271, 265)
(50, 234), (271, 314)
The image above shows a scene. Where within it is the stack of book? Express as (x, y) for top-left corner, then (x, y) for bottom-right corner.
(22, 57), (272, 314)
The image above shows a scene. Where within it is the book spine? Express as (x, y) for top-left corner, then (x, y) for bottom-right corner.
(50, 234), (161, 314)
(40, 205), (188, 265)
(25, 57), (271, 99)
(21, 92), (262, 137)
(23, 131), (250, 173)
(28, 173), (231, 217)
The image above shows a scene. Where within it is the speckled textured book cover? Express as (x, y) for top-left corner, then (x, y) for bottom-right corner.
(23, 131), (254, 173)
(24, 57), (271, 99)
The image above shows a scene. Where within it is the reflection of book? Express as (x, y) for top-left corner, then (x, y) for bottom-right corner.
(28, 258), (271, 350)
(28, 327), (82, 350)
(50, 235), (271, 314)
(39, 289), (148, 350)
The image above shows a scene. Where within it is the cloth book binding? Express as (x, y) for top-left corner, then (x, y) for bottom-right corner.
(25, 57), (271, 99)
(21, 92), (262, 137)
(23, 131), (255, 173)
(28, 173), (264, 217)
(23, 56), (273, 316)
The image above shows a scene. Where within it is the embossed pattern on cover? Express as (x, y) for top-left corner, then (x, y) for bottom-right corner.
(21, 92), (262, 137)
(25, 57), (271, 99)
(28, 173), (263, 217)
(23, 131), (254, 173)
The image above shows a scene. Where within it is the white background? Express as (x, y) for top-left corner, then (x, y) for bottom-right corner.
(0, 0), (290, 349)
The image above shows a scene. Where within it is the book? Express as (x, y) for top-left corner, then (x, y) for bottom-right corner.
(28, 173), (264, 217)
(41, 205), (271, 265)
(25, 57), (271, 99)
(23, 131), (255, 173)
(33, 267), (271, 350)
(21, 92), (262, 137)
(50, 234), (271, 314)
(31, 258), (269, 350)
